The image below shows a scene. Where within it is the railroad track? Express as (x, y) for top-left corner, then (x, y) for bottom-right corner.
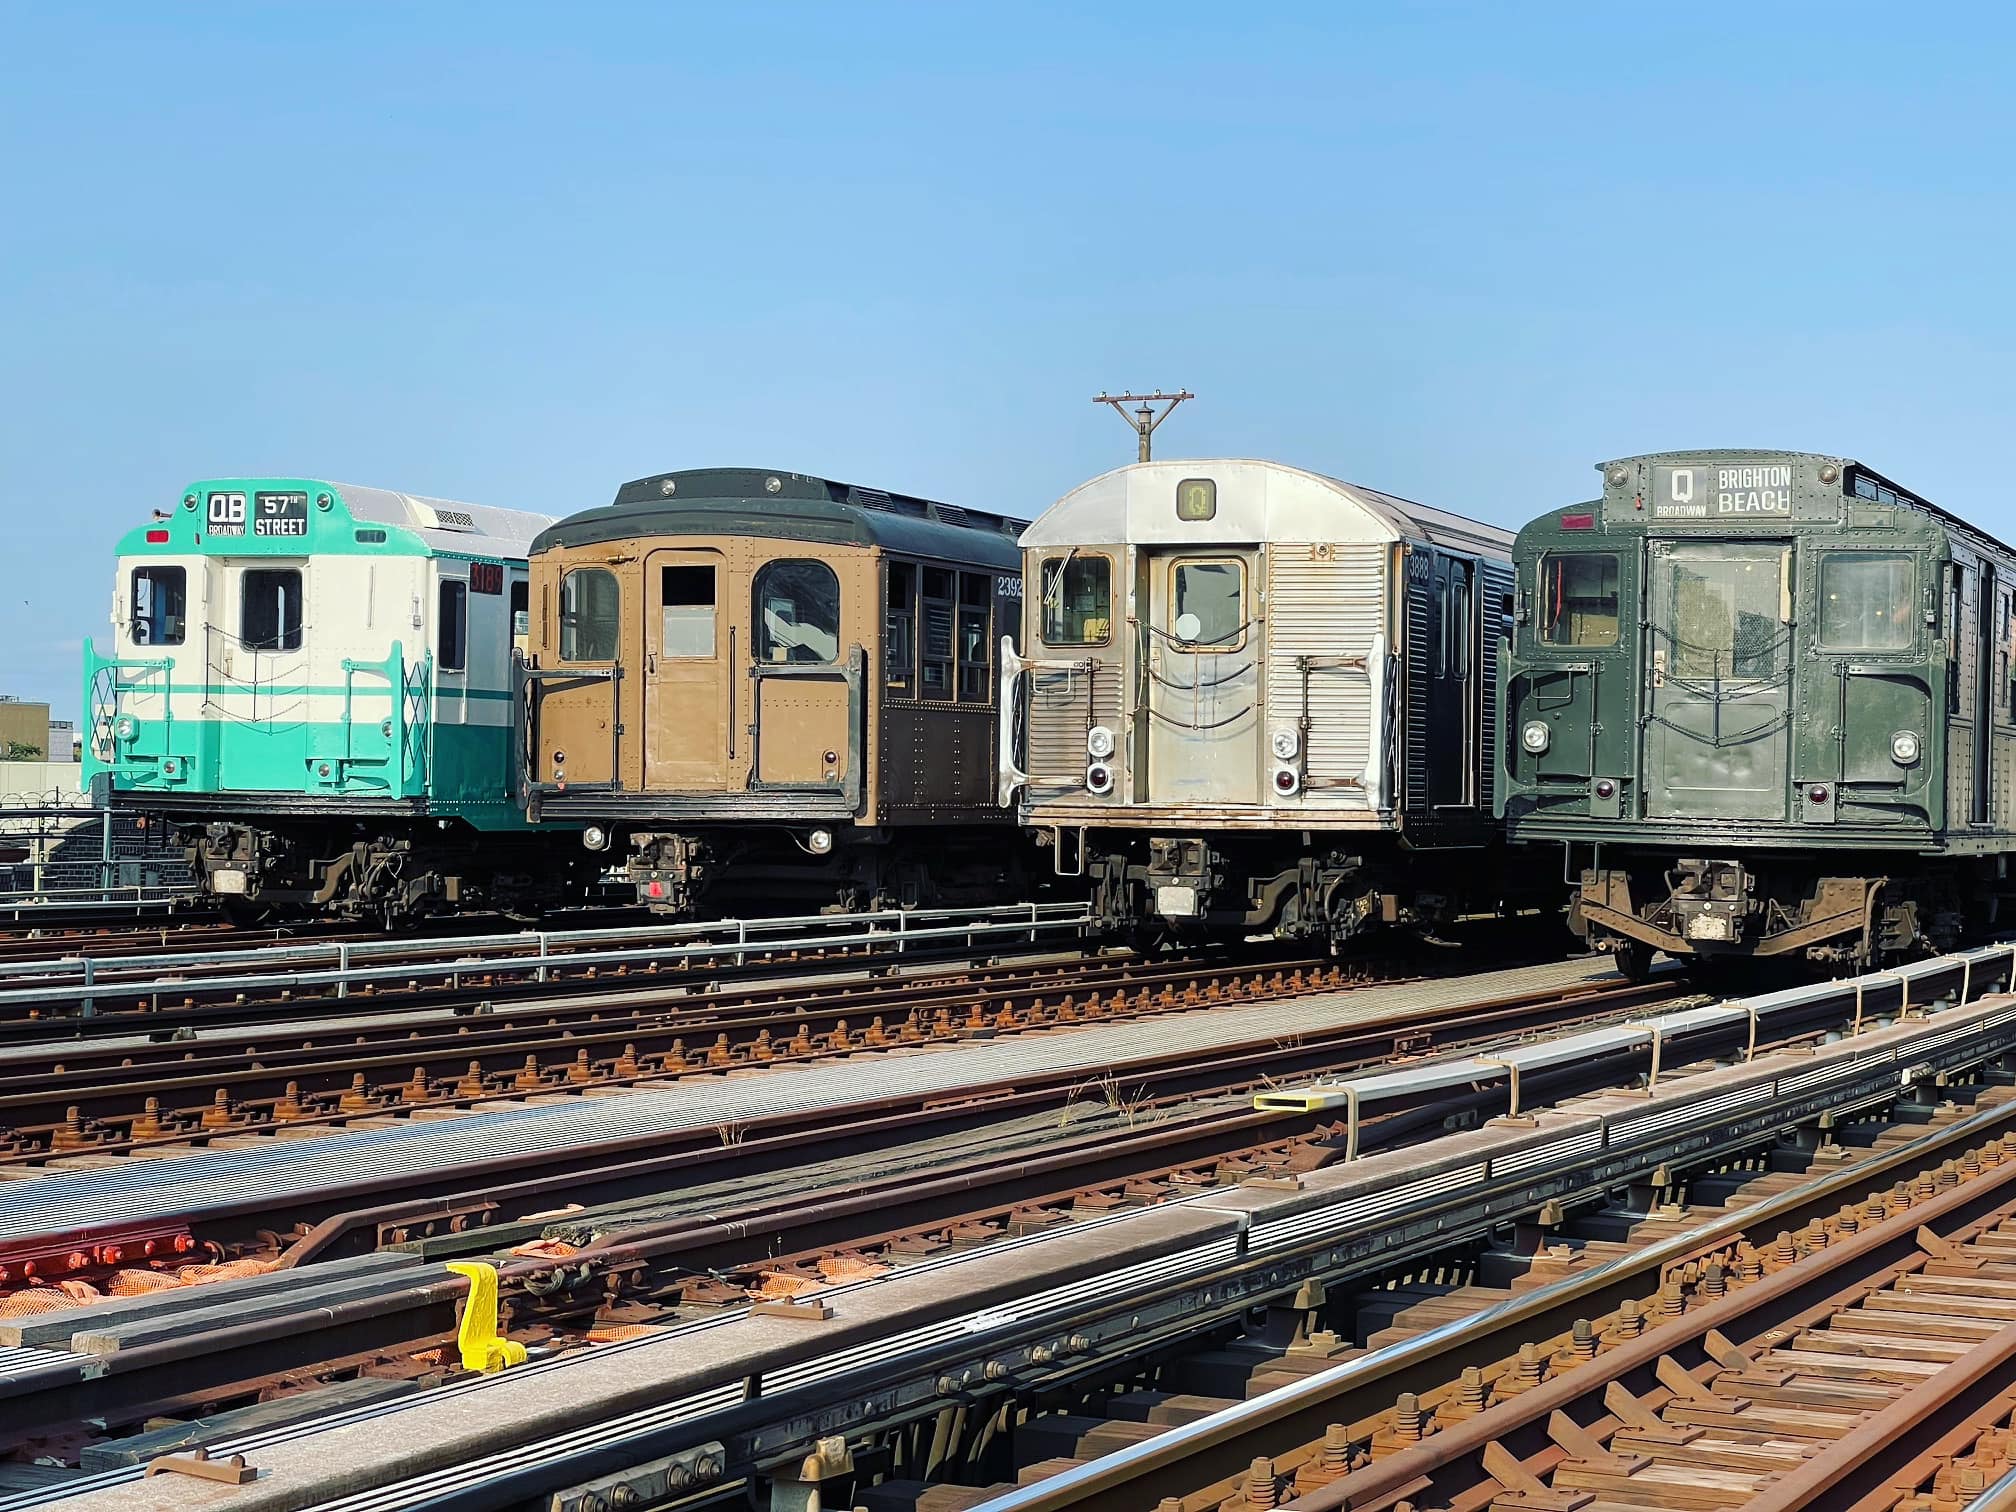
(12, 946), (2016, 1512)
(0, 958), (1669, 1280)
(0, 901), (1097, 1035)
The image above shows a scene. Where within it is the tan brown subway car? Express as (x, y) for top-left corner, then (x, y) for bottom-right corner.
(520, 468), (1031, 915)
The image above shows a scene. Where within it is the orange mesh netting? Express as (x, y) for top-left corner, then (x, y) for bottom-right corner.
(0, 1289), (76, 1318)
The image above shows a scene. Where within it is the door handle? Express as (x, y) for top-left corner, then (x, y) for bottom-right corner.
(1652, 648), (1667, 688)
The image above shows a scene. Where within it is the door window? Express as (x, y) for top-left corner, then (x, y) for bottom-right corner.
(1170, 559), (1245, 650)
(1667, 553), (1784, 678)
(754, 559), (840, 665)
(240, 568), (302, 652)
(559, 567), (620, 662)
(437, 579), (467, 671)
(659, 565), (716, 658)
(1818, 552), (1913, 651)
(1038, 554), (1111, 646)
(1539, 555), (1619, 646)
(132, 566), (186, 646)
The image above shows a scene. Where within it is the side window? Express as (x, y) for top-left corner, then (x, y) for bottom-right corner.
(437, 579), (467, 672)
(885, 562), (916, 691)
(753, 559), (840, 665)
(2003, 591), (2014, 724)
(509, 578), (529, 642)
(659, 565), (716, 658)
(1170, 559), (1245, 649)
(1038, 554), (1112, 646)
(1817, 551), (1913, 652)
(958, 571), (991, 702)
(1539, 554), (1619, 647)
(240, 568), (302, 652)
(132, 566), (186, 646)
(559, 567), (620, 662)
(921, 567), (956, 699)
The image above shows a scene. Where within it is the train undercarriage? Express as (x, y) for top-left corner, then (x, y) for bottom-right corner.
(1067, 831), (1547, 950)
(1567, 851), (2006, 980)
(178, 816), (597, 926)
(622, 825), (1027, 918)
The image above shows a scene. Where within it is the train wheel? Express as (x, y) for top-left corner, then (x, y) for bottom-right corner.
(1611, 940), (1654, 983)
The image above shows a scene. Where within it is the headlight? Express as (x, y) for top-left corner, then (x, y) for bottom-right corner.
(114, 714), (137, 741)
(582, 825), (608, 851)
(1270, 728), (1299, 761)
(1521, 720), (1551, 754)
(1891, 730), (1921, 766)
(1086, 726), (1116, 760)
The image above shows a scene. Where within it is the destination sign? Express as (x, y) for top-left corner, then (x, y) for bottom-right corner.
(1651, 463), (1793, 520)
(206, 490), (309, 538)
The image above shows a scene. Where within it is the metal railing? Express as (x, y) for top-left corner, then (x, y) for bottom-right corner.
(0, 900), (1095, 1014)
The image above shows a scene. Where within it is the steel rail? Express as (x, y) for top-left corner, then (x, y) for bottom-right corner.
(971, 1083), (2016, 1512)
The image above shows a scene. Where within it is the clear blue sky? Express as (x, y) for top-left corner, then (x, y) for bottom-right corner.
(4, 3), (2012, 719)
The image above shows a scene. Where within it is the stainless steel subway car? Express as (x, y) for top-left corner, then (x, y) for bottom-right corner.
(1000, 459), (1532, 944)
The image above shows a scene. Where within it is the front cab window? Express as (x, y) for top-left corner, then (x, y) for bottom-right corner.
(1039, 554), (1112, 646)
(559, 566), (620, 662)
(1819, 551), (1914, 651)
(1540, 554), (1619, 647)
(754, 559), (840, 664)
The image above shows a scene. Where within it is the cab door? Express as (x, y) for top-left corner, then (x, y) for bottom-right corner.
(644, 549), (735, 790)
(223, 558), (310, 790)
(1644, 539), (1793, 820)
(750, 557), (850, 789)
(1143, 550), (1260, 801)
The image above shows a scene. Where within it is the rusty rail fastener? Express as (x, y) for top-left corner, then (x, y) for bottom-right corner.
(143, 1447), (255, 1484)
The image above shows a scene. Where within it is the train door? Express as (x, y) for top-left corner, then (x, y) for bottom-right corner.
(1643, 539), (1793, 820)
(643, 548), (734, 789)
(1143, 549), (1260, 801)
(223, 556), (309, 789)
(1426, 553), (1477, 808)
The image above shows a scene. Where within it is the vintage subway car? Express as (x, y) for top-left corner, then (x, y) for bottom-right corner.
(1001, 458), (1529, 944)
(84, 478), (586, 923)
(522, 467), (1030, 914)
(1499, 449), (2016, 977)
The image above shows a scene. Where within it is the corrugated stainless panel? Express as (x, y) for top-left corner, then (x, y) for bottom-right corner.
(1266, 544), (1385, 804)
(1478, 558), (1513, 787)
(1402, 550), (1431, 812)
(0, 957), (1619, 1243)
(1026, 660), (1121, 790)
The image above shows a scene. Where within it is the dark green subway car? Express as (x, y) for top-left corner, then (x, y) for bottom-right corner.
(1498, 450), (2016, 978)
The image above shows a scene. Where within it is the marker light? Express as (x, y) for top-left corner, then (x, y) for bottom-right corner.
(1891, 730), (1922, 766)
(1809, 784), (1831, 805)
(1086, 725), (1116, 760)
(1521, 720), (1551, 754)
(1559, 513), (1596, 531)
(1273, 766), (1301, 795)
(113, 715), (137, 741)
(1594, 779), (1616, 799)
(1085, 763), (1114, 795)
(145, 529), (170, 544)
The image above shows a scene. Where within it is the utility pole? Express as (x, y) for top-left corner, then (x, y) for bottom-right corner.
(1094, 390), (1192, 462)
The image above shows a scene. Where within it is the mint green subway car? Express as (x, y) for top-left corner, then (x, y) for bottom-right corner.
(84, 479), (591, 922)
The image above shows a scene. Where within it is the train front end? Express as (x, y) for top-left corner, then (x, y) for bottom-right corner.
(1499, 450), (1957, 976)
(85, 480), (557, 921)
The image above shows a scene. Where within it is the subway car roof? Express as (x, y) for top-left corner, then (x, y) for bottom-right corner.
(532, 467), (1028, 566)
(1023, 459), (1514, 558)
(330, 483), (554, 556)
